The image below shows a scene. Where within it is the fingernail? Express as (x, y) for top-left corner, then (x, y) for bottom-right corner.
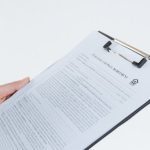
(22, 77), (30, 82)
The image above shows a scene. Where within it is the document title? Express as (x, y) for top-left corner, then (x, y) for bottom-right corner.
(92, 54), (128, 79)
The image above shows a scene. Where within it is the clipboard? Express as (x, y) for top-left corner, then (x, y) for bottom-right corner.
(85, 31), (150, 150)
(0, 30), (150, 150)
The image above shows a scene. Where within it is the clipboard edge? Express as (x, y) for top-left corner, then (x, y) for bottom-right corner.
(84, 99), (150, 150)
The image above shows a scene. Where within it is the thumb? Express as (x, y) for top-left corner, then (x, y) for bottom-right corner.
(0, 77), (30, 102)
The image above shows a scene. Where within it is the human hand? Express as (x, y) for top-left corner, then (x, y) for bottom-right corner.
(0, 77), (30, 104)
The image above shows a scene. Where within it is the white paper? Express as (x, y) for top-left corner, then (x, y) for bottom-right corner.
(0, 31), (150, 150)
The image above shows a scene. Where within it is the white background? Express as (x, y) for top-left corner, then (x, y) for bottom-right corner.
(0, 0), (150, 149)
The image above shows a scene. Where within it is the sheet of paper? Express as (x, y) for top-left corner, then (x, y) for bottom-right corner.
(0, 31), (150, 150)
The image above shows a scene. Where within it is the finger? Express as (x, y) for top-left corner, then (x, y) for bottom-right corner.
(0, 77), (30, 100)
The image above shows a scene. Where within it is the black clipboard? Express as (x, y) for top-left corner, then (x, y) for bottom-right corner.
(84, 31), (150, 150)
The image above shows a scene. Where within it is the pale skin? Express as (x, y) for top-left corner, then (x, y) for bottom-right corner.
(0, 77), (30, 104)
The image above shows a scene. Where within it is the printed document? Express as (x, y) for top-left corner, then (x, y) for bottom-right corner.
(0, 32), (150, 150)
